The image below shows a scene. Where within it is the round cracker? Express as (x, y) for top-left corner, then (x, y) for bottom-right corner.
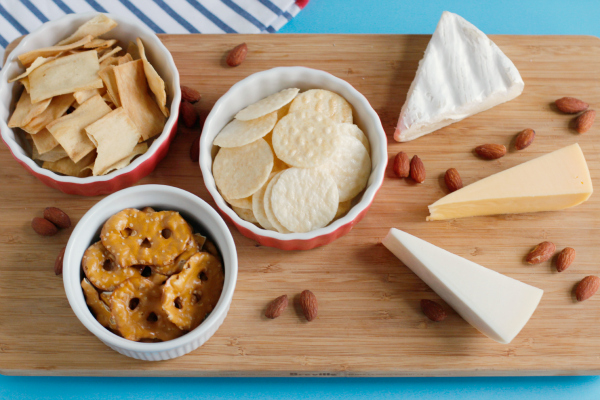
(252, 173), (277, 231)
(235, 88), (300, 121)
(232, 206), (258, 224)
(213, 138), (273, 200)
(263, 171), (291, 233)
(289, 89), (353, 123)
(263, 132), (289, 173)
(338, 123), (370, 154)
(272, 110), (341, 168)
(213, 111), (277, 148)
(320, 134), (371, 202)
(271, 168), (339, 233)
(223, 193), (252, 210)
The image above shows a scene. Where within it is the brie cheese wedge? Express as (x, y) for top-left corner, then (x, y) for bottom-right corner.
(382, 228), (543, 344)
(394, 11), (524, 142)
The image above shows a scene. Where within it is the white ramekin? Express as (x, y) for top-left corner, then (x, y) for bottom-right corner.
(63, 184), (237, 361)
(199, 67), (388, 250)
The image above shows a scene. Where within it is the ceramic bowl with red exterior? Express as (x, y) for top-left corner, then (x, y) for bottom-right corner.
(199, 67), (387, 251)
(0, 12), (181, 196)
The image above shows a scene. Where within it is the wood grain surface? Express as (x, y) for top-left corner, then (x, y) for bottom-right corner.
(1, 34), (600, 376)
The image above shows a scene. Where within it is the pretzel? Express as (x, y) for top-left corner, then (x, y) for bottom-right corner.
(162, 252), (225, 330)
(154, 233), (207, 276)
(203, 239), (221, 262)
(101, 208), (193, 269)
(110, 277), (183, 341)
(82, 241), (167, 291)
(81, 278), (117, 331)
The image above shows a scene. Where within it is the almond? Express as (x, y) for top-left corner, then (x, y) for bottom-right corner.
(54, 246), (66, 275)
(226, 43), (248, 67)
(556, 247), (576, 273)
(575, 110), (595, 134)
(43, 207), (71, 229)
(181, 85), (201, 103)
(444, 168), (463, 192)
(409, 155), (425, 183)
(180, 101), (198, 128)
(420, 299), (447, 322)
(525, 241), (556, 264)
(32, 217), (58, 236)
(575, 275), (600, 302)
(393, 151), (410, 178)
(189, 134), (200, 162)
(265, 295), (288, 319)
(515, 128), (535, 150)
(300, 290), (318, 322)
(555, 97), (589, 114)
(475, 144), (506, 160)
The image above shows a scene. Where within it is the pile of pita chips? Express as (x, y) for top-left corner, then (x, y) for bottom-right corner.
(6, 14), (169, 177)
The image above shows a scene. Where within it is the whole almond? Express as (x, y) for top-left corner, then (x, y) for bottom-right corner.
(555, 97), (589, 114)
(556, 247), (576, 273)
(393, 151), (410, 178)
(54, 246), (66, 275)
(265, 295), (288, 319)
(475, 144), (506, 160)
(32, 217), (58, 236)
(444, 168), (463, 192)
(189, 134), (200, 162)
(43, 207), (71, 229)
(300, 290), (318, 322)
(226, 43), (248, 67)
(420, 299), (447, 322)
(515, 128), (535, 150)
(409, 155), (426, 183)
(181, 85), (201, 103)
(575, 110), (595, 134)
(180, 101), (198, 128)
(575, 275), (600, 301)
(525, 241), (556, 264)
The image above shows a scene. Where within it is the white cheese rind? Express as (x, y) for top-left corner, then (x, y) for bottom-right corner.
(382, 228), (543, 344)
(394, 11), (524, 142)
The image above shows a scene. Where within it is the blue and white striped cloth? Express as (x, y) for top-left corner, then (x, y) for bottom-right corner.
(0, 0), (306, 65)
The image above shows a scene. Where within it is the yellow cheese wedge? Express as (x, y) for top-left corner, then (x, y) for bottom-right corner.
(427, 143), (593, 221)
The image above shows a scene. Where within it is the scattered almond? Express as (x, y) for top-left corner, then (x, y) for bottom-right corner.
(189, 134), (200, 162)
(556, 247), (576, 273)
(300, 290), (318, 322)
(525, 241), (556, 264)
(555, 97), (589, 114)
(409, 155), (425, 183)
(180, 101), (198, 128)
(54, 246), (66, 275)
(575, 275), (600, 302)
(393, 151), (410, 178)
(575, 110), (595, 134)
(475, 144), (506, 160)
(181, 85), (201, 103)
(43, 207), (71, 229)
(444, 168), (463, 192)
(265, 295), (288, 319)
(515, 128), (535, 150)
(226, 43), (248, 67)
(420, 299), (447, 322)
(32, 217), (58, 236)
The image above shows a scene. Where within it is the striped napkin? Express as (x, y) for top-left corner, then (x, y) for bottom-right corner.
(0, 0), (308, 65)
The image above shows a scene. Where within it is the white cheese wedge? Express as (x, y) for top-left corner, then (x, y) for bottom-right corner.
(394, 11), (524, 142)
(382, 228), (543, 344)
(428, 143), (593, 221)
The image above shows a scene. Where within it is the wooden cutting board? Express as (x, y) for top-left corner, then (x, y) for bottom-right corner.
(1, 34), (600, 377)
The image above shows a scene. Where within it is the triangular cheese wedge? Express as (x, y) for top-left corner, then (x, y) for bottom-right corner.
(428, 143), (593, 221)
(382, 228), (543, 344)
(394, 11), (524, 142)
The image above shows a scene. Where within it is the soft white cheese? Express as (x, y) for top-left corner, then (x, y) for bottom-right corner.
(394, 11), (524, 142)
(382, 228), (543, 344)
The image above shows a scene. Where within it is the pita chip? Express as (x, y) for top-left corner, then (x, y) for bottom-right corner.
(118, 53), (133, 65)
(8, 56), (57, 83)
(127, 41), (140, 60)
(7, 90), (51, 128)
(21, 77), (30, 93)
(98, 65), (121, 107)
(83, 38), (117, 50)
(21, 94), (74, 134)
(42, 151), (96, 177)
(30, 128), (59, 154)
(98, 46), (122, 63)
(58, 15), (117, 46)
(136, 38), (168, 117)
(32, 144), (69, 162)
(18, 35), (93, 66)
(73, 88), (106, 104)
(102, 142), (148, 175)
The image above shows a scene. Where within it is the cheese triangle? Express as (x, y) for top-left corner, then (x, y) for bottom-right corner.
(394, 11), (524, 142)
(382, 228), (543, 344)
(428, 143), (593, 221)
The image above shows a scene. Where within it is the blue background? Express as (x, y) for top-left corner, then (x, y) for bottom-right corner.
(3, 0), (600, 398)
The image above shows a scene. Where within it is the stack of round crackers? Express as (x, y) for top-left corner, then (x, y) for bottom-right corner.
(212, 88), (371, 234)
